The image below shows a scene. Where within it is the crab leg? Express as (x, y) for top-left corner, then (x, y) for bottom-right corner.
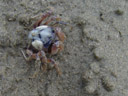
(55, 27), (66, 42)
(43, 16), (61, 25)
(39, 51), (48, 72)
(50, 40), (64, 55)
(47, 59), (62, 75)
(33, 11), (53, 28)
(21, 50), (28, 61)
(21, 49), (37, 61)
(38, 51), (61, 75)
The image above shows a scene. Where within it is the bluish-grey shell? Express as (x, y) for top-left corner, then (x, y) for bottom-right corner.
(28, 25), (56, 48)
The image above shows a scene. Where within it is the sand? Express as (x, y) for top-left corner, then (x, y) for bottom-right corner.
(0, 0), (128, 96)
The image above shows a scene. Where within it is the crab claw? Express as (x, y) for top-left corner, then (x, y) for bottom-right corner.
(51, 41), (64, 55)
(55, 27), (66, 42)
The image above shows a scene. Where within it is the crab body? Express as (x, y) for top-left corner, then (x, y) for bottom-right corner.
(28, 25), (56, 49)
(21, 11), (66, 77)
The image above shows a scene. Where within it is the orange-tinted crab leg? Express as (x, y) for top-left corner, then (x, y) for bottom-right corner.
(49, 27), (66, 55)
(50, 41), (64, 55)
(47, 59), (62, 75)
(21, 49), (38, 61)
(38, 51), (48, 72)
(33, 11), (53, 28)
(52, 21), (73, 30)
(43, 16), (61, 25)
(38, 51), (61, 75)
(55, 27), (66, 42)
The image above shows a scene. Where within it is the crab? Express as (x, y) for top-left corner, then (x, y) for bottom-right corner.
(21, 11), (66, 77)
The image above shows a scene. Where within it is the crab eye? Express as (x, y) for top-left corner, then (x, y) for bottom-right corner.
(52, 29), (55, 33)
(32, 39), (35, 41)
(48, 36), (52, 40)
(50, 27), (54, 33)
(38, 34), (41, 39)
